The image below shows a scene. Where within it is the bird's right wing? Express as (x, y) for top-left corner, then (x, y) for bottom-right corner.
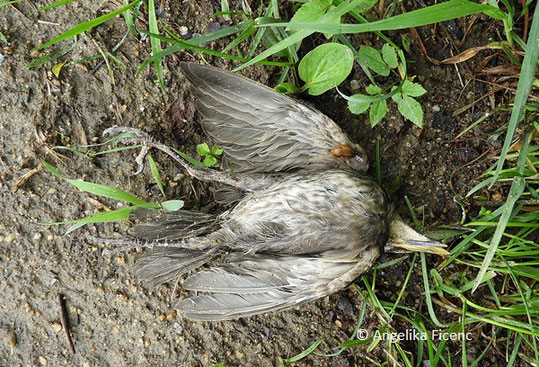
(175, 254), (352, 320)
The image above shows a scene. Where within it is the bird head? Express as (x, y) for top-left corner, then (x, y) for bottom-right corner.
(385, 211), (450, 256)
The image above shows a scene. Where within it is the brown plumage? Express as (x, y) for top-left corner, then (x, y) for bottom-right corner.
(105, 63), (448, 321)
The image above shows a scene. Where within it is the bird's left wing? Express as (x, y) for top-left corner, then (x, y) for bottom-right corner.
(180, 62), (368, 173)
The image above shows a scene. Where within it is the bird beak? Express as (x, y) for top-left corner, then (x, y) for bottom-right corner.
(385, 214), (450, 256)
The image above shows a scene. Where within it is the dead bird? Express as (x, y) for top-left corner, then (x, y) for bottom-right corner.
(104, 62), (448, 321)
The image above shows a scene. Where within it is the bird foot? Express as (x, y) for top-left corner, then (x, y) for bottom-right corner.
(103, 126), (160, 175)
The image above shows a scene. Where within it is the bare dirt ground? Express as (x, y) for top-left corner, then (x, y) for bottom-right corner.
(1, 1), (517, 366)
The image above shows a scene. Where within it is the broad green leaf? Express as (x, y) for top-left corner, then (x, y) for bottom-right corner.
(298, 42), (354, 95)
(160, 200), (184, 211)
(402, 80), (427, 97)
(390, 86), (401, 102)
(348, 97), (370, 114)
(365, 84), (381, 95)
(196, 143), (211, 156)
(203, 155), (218, 167)
(370, 99), (387, 127)
(288, 0), (332, 30)
(275, 82), (301, 94)
(358, 46), (389, 76)
(211, 145), (223, 155)
(382, 43), (398, 68)
(324, 7), (341, 39)
(396, 95), (423, 127)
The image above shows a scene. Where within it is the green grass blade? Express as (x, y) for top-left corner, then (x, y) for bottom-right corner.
(0, 0), (24, 7)
(147, 153), (165, 196)
(262, 0), (504, 34)
(42, 160), (158, 207)
(123, 0), (140, 38)
(281, 339), (322, 363)
(64, 207), (134, 234)
(472, 177), (526, 292)
(35, 0), (144, 50)
(491, 6), (539, 185)
(26, 38), (77, 68)
(420, 253), (450, 328)
(147, 0), (164, 90)
(140, 31), (293, 67)
(234, 0), (364, 71)
(137, 22), (250, 74)
(36, 0), (76, 12)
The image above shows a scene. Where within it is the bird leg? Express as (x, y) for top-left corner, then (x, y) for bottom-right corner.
(103, 126), (269, 191)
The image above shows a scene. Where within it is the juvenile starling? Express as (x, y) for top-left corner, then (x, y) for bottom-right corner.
(105, 63), (448, 321)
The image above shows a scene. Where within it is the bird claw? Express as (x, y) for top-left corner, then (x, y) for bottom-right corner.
(102, 126), (155, 175)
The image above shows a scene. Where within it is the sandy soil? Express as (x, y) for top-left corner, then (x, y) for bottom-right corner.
(1, 1), (512, 366)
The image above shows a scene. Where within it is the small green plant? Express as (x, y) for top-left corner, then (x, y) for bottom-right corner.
(196, 143), (223, 168)
(345, 42), (427, 127)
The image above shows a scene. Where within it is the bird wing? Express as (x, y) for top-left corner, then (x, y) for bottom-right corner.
(175, 254), (349, 320)
(180, 62), (367, 173)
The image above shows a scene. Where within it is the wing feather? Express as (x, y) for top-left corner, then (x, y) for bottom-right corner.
(180, 62), (367, 173)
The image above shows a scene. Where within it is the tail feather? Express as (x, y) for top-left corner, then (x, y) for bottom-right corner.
(136, 247), (216, 287)
(129, 208), (217, 241)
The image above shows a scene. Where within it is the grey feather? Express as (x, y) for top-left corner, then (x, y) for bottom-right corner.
(174, 250), (381, 320)
(136, 247), (217, 287)
(176, 292), (295, 321)
(180, 62), (368, 173)
(182, 267), (287, 293)
(129, 208), (217, 241)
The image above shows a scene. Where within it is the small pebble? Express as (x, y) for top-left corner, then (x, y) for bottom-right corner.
(335, 320), (343, 328)
(179, 26), (188, 36)
(39, 356), (48, 366)
(4, 233), (15, 244)
(432, 105), (441, 112)
(350, 80), (360, 90)
(0, 52), (4, 63)
(51, 322), (62, 333)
